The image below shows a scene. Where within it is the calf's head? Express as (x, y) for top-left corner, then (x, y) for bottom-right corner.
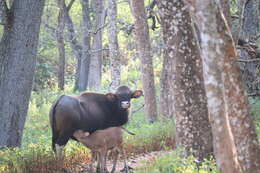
(73, 130), (89, 140)
(106, 86), (143, 110)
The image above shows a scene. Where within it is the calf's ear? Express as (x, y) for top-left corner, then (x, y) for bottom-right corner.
(131, 90), (143, 98)
(106, 93), (117, 101)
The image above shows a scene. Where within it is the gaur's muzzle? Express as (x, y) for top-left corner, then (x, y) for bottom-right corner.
(121, 101), (130, 109)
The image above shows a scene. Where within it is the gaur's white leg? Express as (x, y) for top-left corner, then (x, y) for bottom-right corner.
(55, 144), (65, 160)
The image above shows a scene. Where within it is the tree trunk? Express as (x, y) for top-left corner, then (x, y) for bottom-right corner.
(79, 0), (91, 91)
(107, 0), (120, 91)
(0, 0), (45, 147)
(131, 0), (157, 123)
(157, 0), (213, 161)
(194, 1), (242, 171)
(59, 0), (90, 91)
(56, 11), (65, 90)
(88, 0), (104, 91)
(159, 53), (174, 119)
(193, 0), (260, 172)
(216, 5), (260, 173)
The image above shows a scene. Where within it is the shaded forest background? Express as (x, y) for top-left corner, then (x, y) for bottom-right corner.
(0, 0), (259, 172)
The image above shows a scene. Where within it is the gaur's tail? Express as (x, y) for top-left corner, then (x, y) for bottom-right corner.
(49, 95), (65, 152)
(121, 126), (136, 136)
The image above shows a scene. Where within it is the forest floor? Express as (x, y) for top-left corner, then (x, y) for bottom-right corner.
(71, 150), (172, 173)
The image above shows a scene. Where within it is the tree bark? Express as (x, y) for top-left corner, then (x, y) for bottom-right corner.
(0, 0), (45, 147)
(216, 5), (260, 173)
(157, 0), (213, 161)
(56, 11), (65, 90)
(159, 52), (174, 119)
(131, 0), (158, 123)
(108, 0), (121, 91)
(193, 0), (260, 172)
(79, 0), (91, 91)
(194, 1), (242, 171)
(88, 0), (104, 91)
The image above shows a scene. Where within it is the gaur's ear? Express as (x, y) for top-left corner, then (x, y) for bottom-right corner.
(106, 93), (117, 101)
(131, 90), (143, 98)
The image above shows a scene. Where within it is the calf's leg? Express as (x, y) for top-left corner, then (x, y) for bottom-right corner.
(111, 149), (119, 173)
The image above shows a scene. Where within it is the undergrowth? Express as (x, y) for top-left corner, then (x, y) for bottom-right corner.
(136, 149), (218, 173)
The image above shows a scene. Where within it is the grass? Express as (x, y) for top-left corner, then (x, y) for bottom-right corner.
(136, 149), (218, 173)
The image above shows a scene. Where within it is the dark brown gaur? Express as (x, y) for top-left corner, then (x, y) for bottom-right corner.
(49, 86), (143, 158)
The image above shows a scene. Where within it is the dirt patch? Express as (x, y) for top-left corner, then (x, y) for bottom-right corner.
(71, 150), (172, 173)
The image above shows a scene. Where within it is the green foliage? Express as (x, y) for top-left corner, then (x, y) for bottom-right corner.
(136, 150), (218, 173)
(125, 112), (175, 153)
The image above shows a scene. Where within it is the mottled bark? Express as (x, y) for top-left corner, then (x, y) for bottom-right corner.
(131, 0), (158, 123)
(0, 0), (45, 147)
(56, 11), (65, 90)
(108, 0), (121, 91)
(159, 53), (174, 119)
(193, 0), (260, 172)
(216, 5), (260, 173)
(157, 0), (213, 161)
(194, 2), (242, 171)
(88, 0), (104, 91)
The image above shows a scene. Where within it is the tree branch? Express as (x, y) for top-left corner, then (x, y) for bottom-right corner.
(237, 58), (260, 62)
(67, 0), (76, 11)
(58, 0), (82, 60)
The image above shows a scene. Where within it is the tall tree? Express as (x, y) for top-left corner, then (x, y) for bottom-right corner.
(0, 0), (45, 147)
(58, 0), (91, 91)
(193, 1), (242, 172)
(159, 53), (174, 119)
(157, 0), (213, 161)
(80, 0), (91, 91)
(131, 0), (158, 123)
(56, 10), (66, 90)
(193, 0), (260, 172)
(88, 0), (105, 91)
(107, 0), (121, 91)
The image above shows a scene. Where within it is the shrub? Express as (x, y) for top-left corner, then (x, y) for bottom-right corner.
(136, 149), (218, 173)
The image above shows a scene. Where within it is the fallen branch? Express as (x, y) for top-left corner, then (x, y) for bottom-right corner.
(237, 58), (260, 62)
(132, 104), (145, 114)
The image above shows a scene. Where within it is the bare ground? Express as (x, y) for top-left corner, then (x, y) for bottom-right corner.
(70, 150), (172, 173)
